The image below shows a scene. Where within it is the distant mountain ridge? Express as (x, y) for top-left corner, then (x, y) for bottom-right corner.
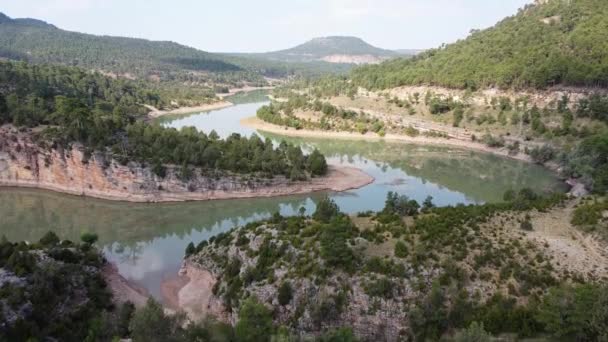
(234, 36), (416, 65)
(0, 13), (363, 80)
(0, 12), (253, 83)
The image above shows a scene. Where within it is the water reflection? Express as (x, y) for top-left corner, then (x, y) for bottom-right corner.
(0, 94), (567, 298)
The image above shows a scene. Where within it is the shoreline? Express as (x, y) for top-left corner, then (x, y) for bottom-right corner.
(102, 263), (149, 308)
(242, 117), (588, 196)
(241, 116), (536, 163)
(0, 164), (374, 203)
(144, 86), (274, 119)
(160, 261), (224, 322)
(146, 101), (234, 119)
(217, 86), (275, 99)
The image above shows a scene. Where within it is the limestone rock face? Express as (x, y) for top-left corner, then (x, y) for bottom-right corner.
(0, 126), (371, 202)
(185, 226), (437, 342)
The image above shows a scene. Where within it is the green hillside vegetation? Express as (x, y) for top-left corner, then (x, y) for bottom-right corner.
(0, 13), (254, 81)
(0, 60), (327, 179)
(0, 232), (353, 341)
(188, 193), (608, 341)
(2, 192), (607, 341)
(351, 0), (608, 90)
(265, 78), (608, 193)
(260, 36), (397, 62)
(0, 232), (112, 341)
(0, 13), (354, 83)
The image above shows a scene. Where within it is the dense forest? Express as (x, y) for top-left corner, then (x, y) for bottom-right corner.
(351, 0), (608, 90)
(0, 12), (353, 84)
(0, 60), (328, 179)
(0, 12), (251, 82)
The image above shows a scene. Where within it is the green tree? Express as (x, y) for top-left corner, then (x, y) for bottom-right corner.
(185, 242), (196, 257)
(235, 297), (274, 342)
(80, 232), (99, 245)
(39, 231), (60, 246)
(536, 284), (604, 340)
(394, 241), (408, 258)
(313, 197), (340, 223)
(277, 281), (293, 306)
(453, 322), (492, 342)
(130, 298), (185, 342)
(307, 149), (328, 176)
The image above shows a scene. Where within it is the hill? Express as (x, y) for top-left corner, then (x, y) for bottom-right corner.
(0, 13), (360, 81)
(235, 36), (402, 65)
(351, 0), (608, 89)
(0, 12), (267, 84)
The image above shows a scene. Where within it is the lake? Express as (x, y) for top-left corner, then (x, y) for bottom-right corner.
(0, 90), (567, 299)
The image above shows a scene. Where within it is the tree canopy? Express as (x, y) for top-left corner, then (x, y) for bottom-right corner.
(351, 0), (608, 90)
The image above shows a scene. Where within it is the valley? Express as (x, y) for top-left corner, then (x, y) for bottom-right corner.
(1, 0), (607, 341)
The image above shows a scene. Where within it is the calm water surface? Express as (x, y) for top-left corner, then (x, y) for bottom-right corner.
(0, 90), (567, 299)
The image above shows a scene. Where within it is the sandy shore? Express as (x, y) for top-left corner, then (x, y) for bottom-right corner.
(241, 116), (535, 163)
(161, 262), (226, 323)
(217, 86), (275, 99)
(146, 101), (234, 119)
(102, 263), (149, 308)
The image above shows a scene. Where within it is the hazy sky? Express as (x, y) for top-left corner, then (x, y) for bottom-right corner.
(0, 0), (533, 52)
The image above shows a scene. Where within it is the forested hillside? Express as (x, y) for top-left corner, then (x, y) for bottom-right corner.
(352, 0), (608, 90)
(0, 60), (327, 179)
(0, 13), (354, 82)
(0, 13), (250, 81)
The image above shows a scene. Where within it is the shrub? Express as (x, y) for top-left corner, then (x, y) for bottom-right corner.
(404, 125), (420, 137)
(39, 231), (60, 246)
(529, 145), (555, 164)
(313, 197), (341, 223)
(520, 220), (533, 231)
(571, 202), (606, 227)
(481, 134), (504, 148)
(364, 277), (395, 299)
(278, 281), (293, 306)
(306, 149), (328, 176)
(394, 241), (408, 258)
(235, 297), (274, 342)
(453, 322), (492, 342)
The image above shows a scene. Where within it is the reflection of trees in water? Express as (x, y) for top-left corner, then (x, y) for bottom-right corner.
(224, 90), (270, 105)
(0, 188), (319, 247)
(154, 91), (269, 125)
(109, 242), (145, 266)
(259, 132), (566, 203)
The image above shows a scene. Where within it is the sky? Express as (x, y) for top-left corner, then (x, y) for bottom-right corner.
(0, 0), (533, 53)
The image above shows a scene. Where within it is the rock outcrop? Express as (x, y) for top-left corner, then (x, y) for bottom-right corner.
(0, 126), (373, 202)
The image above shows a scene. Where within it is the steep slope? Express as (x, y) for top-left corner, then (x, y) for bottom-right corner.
(352, 0), (608, 89)
(239, 36), (400, 65)
(0, 12), (253, 82)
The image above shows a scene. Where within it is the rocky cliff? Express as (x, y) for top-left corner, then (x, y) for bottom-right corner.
(163, 194), (607, 341)
(0, 126), (373, 202)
